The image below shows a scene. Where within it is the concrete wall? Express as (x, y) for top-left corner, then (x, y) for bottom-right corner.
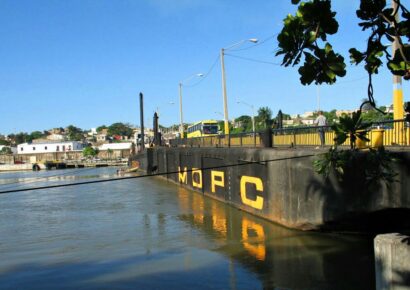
(134, 147), (410, 231)
(14, 149), (130, 163)
(0, 154), (14, 164)
(0, 163), (46, 171)
(375, 233), (410, 290)
(15, 151), (84, 163)
(98, 149), (130, 159)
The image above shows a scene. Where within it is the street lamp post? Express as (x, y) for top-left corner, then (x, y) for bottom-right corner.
(237, 100), (255, 133)
(179, 73), (203, 137)
(220, 38), (258, 135)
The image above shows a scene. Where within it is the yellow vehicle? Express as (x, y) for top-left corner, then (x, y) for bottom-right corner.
(187, 120), (219, 138)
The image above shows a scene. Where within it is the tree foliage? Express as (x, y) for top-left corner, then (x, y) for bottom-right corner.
(66, 125), (84, 141)
(108, 123), (133, 137)
(0, 139), (10, 146)
(82, 146), (99, 158)
(7, 133), (28, 145)
(256, 107), (273, 129)
(96, 125), (108, 133)
(0, 147), (12, 155)
(314, 110), (397, 186)
(234, 115), (252, 132)
(313, 146), (397, 185)
(26, 131), (45, 142)
(350, 0), (410, 78)
(276, 0), (346, 85)
(277, 0), (409, 92)
(361, 108), (393, 122)
(332, 111), (371, 149)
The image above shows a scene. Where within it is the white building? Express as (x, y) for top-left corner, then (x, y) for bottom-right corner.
(46, 133), (66, 141)
(17, 141), (85, 154)
(300, 111), (315, 118)
(98, 142), (133, 151)
(96, 133), (108, 142)
(133, 129), (154, 145)
(89, 128), (97, 135)
(98, 142), (133, 158)
(301, 119), (315, 125)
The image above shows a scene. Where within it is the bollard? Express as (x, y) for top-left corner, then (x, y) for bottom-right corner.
(374, 233), (410, 290)
(355, 130), (368, 149)
(260, 128), (272, 148)
(371, 129), (385, 148)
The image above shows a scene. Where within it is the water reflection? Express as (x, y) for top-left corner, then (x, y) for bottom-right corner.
(0, 170), (374, 290)
(0, 167), (115, 190)
(176, 186), (374, 290)
(242, 218), (265, 261)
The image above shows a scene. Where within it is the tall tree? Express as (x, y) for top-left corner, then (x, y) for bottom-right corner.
(108, 123), (133, 137)
(66, 125), (84, 141)
(27, 131), (45, 142)
(257, 107), (273, 129)
(11, 132), (29, 144)
(96, 125), (108, 133)
(82, 146), (99, 158)
(0, 147), (12, 155)
(235, 115), (252, 132)
(0, 139), (10, 146)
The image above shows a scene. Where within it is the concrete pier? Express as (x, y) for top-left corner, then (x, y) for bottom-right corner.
(375, 233), (410, 290)
(133, 147), (410, 231)
(0, 163), (46, 172)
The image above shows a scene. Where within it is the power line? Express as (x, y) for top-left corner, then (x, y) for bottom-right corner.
(184, 55), (220, 88)
(183, 34), (278, 88)
(225, 53), (282, 66)
(226, 53), (369, 85)
(0, 154), (315, 195)
(333, 75), (368, 85)
(229, 34), (278, 52)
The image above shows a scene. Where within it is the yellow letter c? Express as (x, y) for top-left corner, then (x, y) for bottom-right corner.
(240, 176), (264, 210)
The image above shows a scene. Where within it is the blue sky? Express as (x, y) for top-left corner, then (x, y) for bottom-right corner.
(0, 0), (408, 134)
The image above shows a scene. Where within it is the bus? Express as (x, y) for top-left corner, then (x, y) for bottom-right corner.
(187, 120), (219, 138)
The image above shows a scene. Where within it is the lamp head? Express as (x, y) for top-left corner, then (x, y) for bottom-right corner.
(197, 73), (204, 77)
(248, 38), (258, 43)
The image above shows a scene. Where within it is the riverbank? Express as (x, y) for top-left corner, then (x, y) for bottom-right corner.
(0, 159), (128, 172)
(0, 163), (45, 172)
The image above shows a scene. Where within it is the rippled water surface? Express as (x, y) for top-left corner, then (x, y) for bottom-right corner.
(0, 168), (375, 289)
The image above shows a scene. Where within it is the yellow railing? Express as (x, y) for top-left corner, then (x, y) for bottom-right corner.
(170, 120), (409, 148)
(273, 131), (349, 147)
(273, 121), (409, 147)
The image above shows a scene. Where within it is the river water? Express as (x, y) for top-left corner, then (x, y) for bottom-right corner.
(0, 168), (375, 289)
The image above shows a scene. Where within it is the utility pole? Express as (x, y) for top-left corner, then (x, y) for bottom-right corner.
(179, 83), (184, 137)
(139, 92), (145, 151)
(392, 0), (405, 144)
(220, 48), (230, 135)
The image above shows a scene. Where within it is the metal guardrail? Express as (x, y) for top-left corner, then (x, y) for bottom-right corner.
(170, 132), (264, 148)
(169, 119), (409, 148)
(272, 119), (409, 147)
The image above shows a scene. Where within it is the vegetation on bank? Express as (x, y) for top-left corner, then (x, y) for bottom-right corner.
(82, 146), (99, 158)
(1, 122), (135, 146)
